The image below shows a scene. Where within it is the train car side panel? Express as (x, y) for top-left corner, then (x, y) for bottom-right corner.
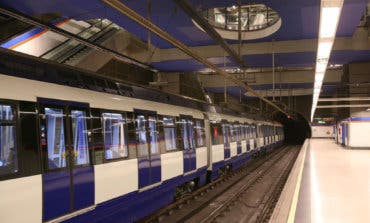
(0, 175), (42, 223)
(94, 159), (138, 204)
(196, 146), (207, 169)
(160, 151), (183, 181)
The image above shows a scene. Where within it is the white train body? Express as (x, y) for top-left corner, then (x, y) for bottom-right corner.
(0, 74), (284, 223)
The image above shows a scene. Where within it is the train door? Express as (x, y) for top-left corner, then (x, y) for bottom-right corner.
(39, 100), (94, 221)
(180, 116), (196, 173)
(245, 125), (251, 151)
(135, 111), (161, 189)
(222, 122), (231, 159)
(236, 124), (242, 154)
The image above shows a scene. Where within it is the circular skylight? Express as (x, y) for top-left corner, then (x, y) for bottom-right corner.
(194, 4), (281, 40)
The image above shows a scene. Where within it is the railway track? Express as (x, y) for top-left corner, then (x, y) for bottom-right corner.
(139, 145), (300, 223)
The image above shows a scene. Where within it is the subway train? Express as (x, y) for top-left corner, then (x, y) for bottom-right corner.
(0, 73), (284, 223)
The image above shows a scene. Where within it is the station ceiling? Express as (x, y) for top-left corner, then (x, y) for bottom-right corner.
(0, 0), (368, 70)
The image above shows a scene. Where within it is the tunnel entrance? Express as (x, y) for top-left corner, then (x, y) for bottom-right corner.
(273, 111), (311, 145)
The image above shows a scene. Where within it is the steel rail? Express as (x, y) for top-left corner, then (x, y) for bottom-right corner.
(101, 0), (288, 115)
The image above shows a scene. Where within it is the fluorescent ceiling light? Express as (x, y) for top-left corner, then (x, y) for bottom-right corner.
(317, 41), (333, 59)
(315, 73), (325, 83)
(311, 0), (343, 122)
(319, 7), (341, 38)
(316, 61), (328, 73)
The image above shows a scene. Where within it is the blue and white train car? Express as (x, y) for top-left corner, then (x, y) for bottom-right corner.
(336, 117), (370, 149)
(0, 73), (284, 223)
(0, 74), (211, 222)
(207, 112), (257, 180)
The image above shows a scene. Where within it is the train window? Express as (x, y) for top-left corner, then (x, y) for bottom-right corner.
(163, 117), (177, 151)
(0, 104), (18, 176)
(229, 125), (236, 142)
(45, 107), (66, 169)
(71, 110), (90, 165)
(148, 116), (159, 154)
(0, 105), (14, 120)
(222, 124), (230, 143)
(211, 123), (223, 145)
(188, 120), (196, 149)
(181, 119), (190, 149)
(240, 126), (246, 140)
(195, 120), (206, 147)
(234, 125), (241, 141)
(102, 113), (128, 160)
(136, 115), (148, 156)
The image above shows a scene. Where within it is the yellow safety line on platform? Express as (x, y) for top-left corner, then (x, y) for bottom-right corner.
(287, 140), (308, 223)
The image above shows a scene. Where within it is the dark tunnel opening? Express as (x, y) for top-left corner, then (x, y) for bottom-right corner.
(273, 111), (311, 145)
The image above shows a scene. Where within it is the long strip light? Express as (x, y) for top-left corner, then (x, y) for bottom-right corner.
(311, 0), (344, 122)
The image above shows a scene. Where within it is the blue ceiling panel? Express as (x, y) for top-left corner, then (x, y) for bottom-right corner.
(330, 50), (370, 64)
(244, 52), (317, 67)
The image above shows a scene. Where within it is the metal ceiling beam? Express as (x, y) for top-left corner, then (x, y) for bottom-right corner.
(173, 0), (245, 67)
(318, 97), (370, 102)
(317, 104), (370, 108)
(102, 0), (287, 115)
(0, 7), (154, 71)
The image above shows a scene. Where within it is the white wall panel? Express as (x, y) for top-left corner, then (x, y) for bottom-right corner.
(311, 125), (334, 138)
(0, 175), (42, 223)
(161, 151), (183, 181)
(94, 159), (138, 204)
(196, 147), (207, 169)
(348, 122), (370, 148)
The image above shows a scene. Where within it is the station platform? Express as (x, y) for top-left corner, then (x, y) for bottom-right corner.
(270, 138), (370, 223)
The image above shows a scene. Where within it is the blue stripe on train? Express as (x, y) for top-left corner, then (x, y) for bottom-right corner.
(237, 141), (242, 154)
(138, 154), (162, 188)
(43, 166), (94, 221)
(150, 154), (161, 184)
(73, 166), (95, 211)
(138, 157), (151, 188)
(65, 167), (208, 223)
(224, 143), (230, 159)
(43, 171), (70, 221)
(183, 148), (196, 173)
